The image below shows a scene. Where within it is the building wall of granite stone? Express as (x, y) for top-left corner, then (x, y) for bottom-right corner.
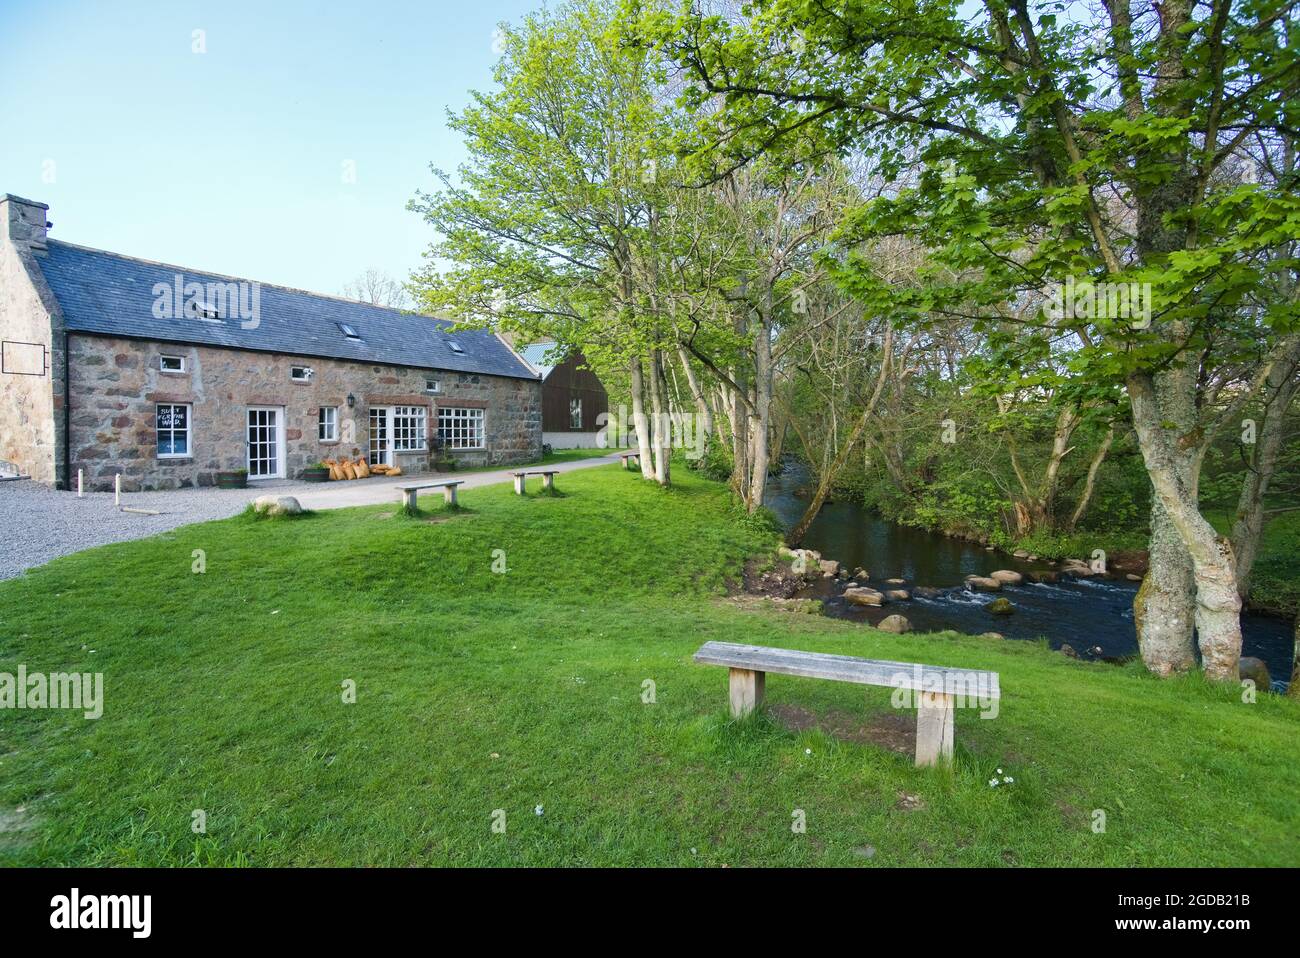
(67, 333), (541, 491)
(0, 197), (67, 485)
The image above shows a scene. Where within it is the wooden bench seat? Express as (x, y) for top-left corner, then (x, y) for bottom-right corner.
(398, 479), (464, 510)
(511, 470), (559, 494)
(619, 453), (640, 470)
(693, 641), (1000, 767)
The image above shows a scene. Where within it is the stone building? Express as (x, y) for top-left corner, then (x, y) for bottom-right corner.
(0, 194), (542, 490)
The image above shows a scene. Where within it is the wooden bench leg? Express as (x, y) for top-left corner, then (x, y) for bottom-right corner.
(915, 691), (954, 767)
(728, 667), (765, 718)
(542, 473), (554, 492)
(513, 474), (524, 495)
(402, 489), (417, 512)
(444, 485), (457, 506)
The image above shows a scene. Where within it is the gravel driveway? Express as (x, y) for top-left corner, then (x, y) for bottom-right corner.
(0, 479), (293, 581)
(0, 453), (622, 581)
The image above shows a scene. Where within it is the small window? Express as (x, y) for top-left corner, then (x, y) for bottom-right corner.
(337, 323), (361, 339)
(291, 365), (314, 383)
(425, 378), (441, 394)
(156, 403), (191, 458)
(447, 340), (464, 354)
(159, 355), (186, 373)
(318, 406), (338, 441)
(569, 397), (583, 430)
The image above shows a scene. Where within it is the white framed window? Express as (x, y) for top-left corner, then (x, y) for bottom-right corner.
(569, 397), (582, 429)
(156, 403), (191, 458)
(159, 355), (186, 373)
(318, 406), (338, 441)
(438, 406), (485, 450)
(425, 378), (441, 394)
(392, 405), (427, 451)
(291, 365), (314, 383)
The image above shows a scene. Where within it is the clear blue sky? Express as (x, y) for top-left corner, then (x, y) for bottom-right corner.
(0, 0), (541, 295)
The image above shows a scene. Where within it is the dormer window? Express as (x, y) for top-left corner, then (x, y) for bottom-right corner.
(337, 323), (362, 340)
(291, 365), (314, 383)
(447, 340), (464, 354)
(186, 298), (221, 321)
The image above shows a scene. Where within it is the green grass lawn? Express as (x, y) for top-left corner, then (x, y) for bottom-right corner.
(1, 466), (1297, 866)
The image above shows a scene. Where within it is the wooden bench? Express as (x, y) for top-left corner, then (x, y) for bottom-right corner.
(511, 470), (558, 494)
(693, 641), (1000, 767)
(619, 453), (640, 470)
(398, 479), (464, 510)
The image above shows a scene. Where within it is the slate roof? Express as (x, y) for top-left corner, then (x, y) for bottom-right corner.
(517, 342), (566, 379)
(37, 240), (539, 381)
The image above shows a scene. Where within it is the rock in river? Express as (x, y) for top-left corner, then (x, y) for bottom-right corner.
(987, 597), (1015, 615)
(844, 587), (885, 607)
(989, 570), (1023, 585)
(878, 614), (912, 634)
(1239, 656), (1271, 689)
(966, 576), (1002, 591)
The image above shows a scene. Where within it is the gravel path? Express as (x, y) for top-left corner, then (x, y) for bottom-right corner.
(0, 453), (623, 581)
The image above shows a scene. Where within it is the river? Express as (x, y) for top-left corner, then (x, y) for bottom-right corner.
(765, 460), (1294, 689)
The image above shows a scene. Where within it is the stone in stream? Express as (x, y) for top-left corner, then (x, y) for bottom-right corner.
(884, 589), (911, 601)
(980, 631), (1005, 640)
(966, 576), (1002, 591)
(913, 586), (942, 598)
(877, 614), (912, 634)
(843, 587), (886, 607)
(989, 570), (1024, 585)
(1126, 573), (1142, 582)
(884, 577), (907, 586)
(818, 558), (840, 577)
(1059, 643), (1079, 658)
(1026, 570), (1059, 584)
(987, 597), (1015, 615)
(1013, 549), (1030, 558)
(852, 567), (869, 580)
(1239, 656), (1271, 689)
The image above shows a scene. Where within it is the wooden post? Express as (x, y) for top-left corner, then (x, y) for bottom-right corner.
(443, 484), (457, 506)
(513, 473), (525, 495)
(728, 667), (765, 718)
(542, 473), (554, 492)
(915, 691), (955, 767)
(77, 469), (83, 498)
(402, 488), (417, 511)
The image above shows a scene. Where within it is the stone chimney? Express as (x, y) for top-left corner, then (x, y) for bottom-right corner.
(1, 194), (51, 251)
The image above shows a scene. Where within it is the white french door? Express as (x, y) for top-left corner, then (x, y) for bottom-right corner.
(369, 406), (392, 466)
(247, 406), (285, 479)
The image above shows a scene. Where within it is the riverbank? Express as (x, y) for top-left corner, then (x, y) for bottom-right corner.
(766, 462), (1296, 686)
(2, 465), (1298, 866)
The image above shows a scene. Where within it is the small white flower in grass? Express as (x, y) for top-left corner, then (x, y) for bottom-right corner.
(534, 804), (544, 816)
(805, 748), (812, 755)
(271, 610), (280, 615)
(988, 778), (999, 787)
(690, 847), (697, 855)
(996, 767), (1003, 775)
(1004, 776), (1014, 783)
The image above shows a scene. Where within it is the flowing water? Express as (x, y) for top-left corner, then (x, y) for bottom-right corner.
(766, 461), (1294, 689)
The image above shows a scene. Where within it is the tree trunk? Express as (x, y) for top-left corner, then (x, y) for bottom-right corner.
(1135, 500), (1197, 675)
(675, 345), (714, 439)
(1129, 371), (1242, 681)
(746, 304), (774, 511)
(648, 349), (671, 486)
(1230, 342), (1299, 598)
(1066, 424), (1114, 532)
(630, 357), (655, 480)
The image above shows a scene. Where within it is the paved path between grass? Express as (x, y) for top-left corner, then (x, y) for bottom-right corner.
(0, 453), (625, 581)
